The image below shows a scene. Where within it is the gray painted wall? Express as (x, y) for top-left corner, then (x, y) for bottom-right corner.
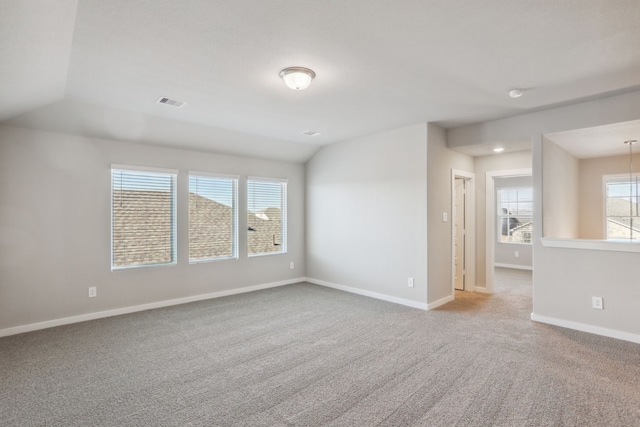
(533, 135), (640, 337)
(305, 124), (429, 304)
(473, 151), (532, 285)
(494, 175), (533, 268)
(0, 125), (305, 330)
(451, 89), (640, 340)
(426, 123), (474, 303)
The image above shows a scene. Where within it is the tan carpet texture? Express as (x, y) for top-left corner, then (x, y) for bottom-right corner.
(1, 268), (639, 426)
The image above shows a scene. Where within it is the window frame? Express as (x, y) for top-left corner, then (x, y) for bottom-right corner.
(496, 186), (533, 245)
(603, 173), (640, 241)
(247, 176), (288, 257)
(188, 171), (239, 263)
(110, 165), (178, 271)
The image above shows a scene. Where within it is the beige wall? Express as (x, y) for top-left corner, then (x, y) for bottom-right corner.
(542, 137), (580, 239)
(578, 153), (640, 239)
(427, 123), (474, 303)
(473, 151), (532, 286)
(0, 125), (305, 330)
(305, 124), (429, 305)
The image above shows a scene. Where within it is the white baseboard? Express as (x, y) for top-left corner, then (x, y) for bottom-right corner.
(305, 277), (428, 310)
(494, 263), (533, 271)
(427, 295), (454, 310)
(475, 286), (491, 294)
(0, 278), (305, 338)
(531, 313), (640, 344)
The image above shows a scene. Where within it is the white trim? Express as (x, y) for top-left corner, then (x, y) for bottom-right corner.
(540, 237), (640, 252)
(486, 168), (532, 293)
(247, 175), (288, 183)
(494, 263), (533, 271)
(305, 277), (428, 310)
(475, 286), (491, 294)
(189, 171), (240, 180)
(427, 295), (454, 310)
(0, 278), (305, 338)
(110, 164), (178, 174)
(188, 173), (239, 262)
(451, 169), (476, 296)
(603, 172), (640, 240)
(531, 313), (640, 344)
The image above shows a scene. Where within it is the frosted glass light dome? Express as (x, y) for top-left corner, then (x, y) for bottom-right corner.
(279, 67), (316, 90)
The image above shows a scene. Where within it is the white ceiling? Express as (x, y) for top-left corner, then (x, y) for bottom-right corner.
(2, 0), (640, 162)
(546, 119), (640, 159)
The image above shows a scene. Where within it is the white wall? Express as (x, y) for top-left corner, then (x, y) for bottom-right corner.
(305, 124), (429, 306)
(542, 137), (580, 239)
(473, 151), (532, 285)
(494, 175), (533, 269)
(0, 125), (305, 331)
(426, 123), (474, 303)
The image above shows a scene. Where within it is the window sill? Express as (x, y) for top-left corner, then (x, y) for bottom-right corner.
(540, 238), (640, 253)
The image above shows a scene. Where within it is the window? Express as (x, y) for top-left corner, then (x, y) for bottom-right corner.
(605, 174), (639, 240)
(247, 178), (287, 256)
(189, 173), (238, 262)
(497, 187), (533, 244)
(111, 166), (177, 269)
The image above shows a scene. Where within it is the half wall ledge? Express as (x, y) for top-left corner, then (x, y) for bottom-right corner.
(540, 238), (640, 253)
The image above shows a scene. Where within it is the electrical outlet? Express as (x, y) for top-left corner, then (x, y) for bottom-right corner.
(442, 212), (448, 222)
(515, 251), (519, 258)
(408, 277), (414, 288)
(592, 296), (603, 310)
(88, 287), (97, 298)
(289, 261), (294, 270)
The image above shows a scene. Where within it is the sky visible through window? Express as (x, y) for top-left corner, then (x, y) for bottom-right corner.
(189, 176), (234, 207)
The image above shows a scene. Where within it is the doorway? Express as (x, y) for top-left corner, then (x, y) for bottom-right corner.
(484, 169), (532, 293)
(451, 169), (475, 295)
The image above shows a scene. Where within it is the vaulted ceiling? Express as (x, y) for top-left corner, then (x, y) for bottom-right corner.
(2, 0), (640, 162)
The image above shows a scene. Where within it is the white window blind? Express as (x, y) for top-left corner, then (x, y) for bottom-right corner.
(111, 167), (177, 269)
(189, 173), (238, 262)
(605, 174), (639, 240)
(497, 187), (533, 244)
(247, 178), (287, 256)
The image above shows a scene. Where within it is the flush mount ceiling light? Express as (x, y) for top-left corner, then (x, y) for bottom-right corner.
(509, 89), (525, 99)
(280, 67), (316, 90)
(493, 147), (505, 153)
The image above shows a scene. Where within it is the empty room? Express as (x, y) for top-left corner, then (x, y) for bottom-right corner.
(1, 1), (639, 425)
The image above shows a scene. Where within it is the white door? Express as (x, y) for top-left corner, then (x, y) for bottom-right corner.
(454, 178), (466, 291)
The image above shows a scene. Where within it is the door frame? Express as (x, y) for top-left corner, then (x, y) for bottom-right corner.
(484, 168), (532, 293)
(451, 169), (475, 295)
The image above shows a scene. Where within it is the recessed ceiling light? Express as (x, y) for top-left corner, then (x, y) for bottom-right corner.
(508, 89), (524, 99)
(280, 67), (316, 90)
(302, 131), (322, 137)
(493, 147), (505, 153)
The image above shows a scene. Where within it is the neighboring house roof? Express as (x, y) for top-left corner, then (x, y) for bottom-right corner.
(113, 190), (283, 267)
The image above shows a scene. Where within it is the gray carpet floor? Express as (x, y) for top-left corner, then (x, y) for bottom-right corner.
(1, 268), (639, 426)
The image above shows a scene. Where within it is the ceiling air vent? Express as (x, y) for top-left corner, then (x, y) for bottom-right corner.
(157, 97), (186, 108)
